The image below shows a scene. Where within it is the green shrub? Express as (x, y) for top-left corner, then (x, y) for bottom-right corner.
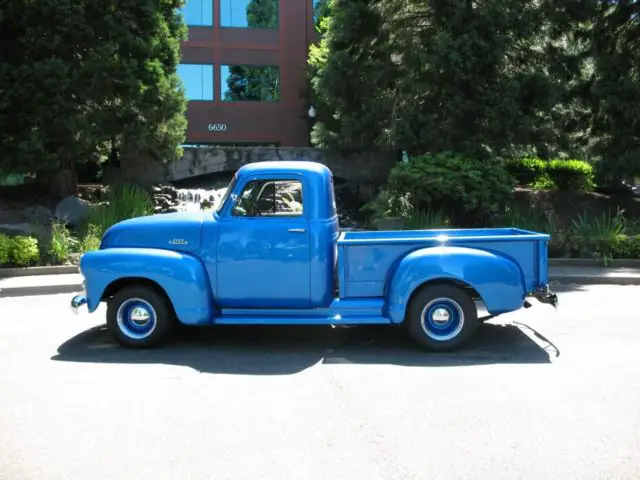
(387, 152), (514, 226)
(84, 182), (153, 236)
(530, 174), (555, 190)
(572, 234), (640, 263)
(569, 209), (633, 259)
(77, 224), (102, 253)
(402, 208), (451, 230)
(547, 159), (595, 192)
(570, 208), (627, 241)
(9, 236), (39, 266)
(609, 235), (640, 259)
(360, 189), (413, 224)
(495, 205), (567, 256)
(505, 158), (547, 187)
(0, 234), (10, 265)
(48, 222), (76, 264)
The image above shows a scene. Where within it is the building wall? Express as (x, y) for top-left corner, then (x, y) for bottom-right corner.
(180, 0), (319, 147)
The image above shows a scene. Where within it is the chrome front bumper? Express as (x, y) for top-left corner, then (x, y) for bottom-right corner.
(70, 295), (87, 315)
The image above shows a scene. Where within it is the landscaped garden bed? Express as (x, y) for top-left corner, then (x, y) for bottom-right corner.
(1, 154), (638, 269)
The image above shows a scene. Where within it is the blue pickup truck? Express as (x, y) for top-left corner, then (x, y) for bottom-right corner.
(71, 161), (557, 352)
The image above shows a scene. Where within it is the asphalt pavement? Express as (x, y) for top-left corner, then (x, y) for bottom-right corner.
(1, 285), (640, 480)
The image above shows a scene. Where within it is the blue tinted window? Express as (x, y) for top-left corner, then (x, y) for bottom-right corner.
(178, 64), (214, 101)
(221, 0), (278, 28)
(221, 65), (280, 102)
(181, 0), (213, 26)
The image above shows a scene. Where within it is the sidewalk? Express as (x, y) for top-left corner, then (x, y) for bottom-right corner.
(1, 266), (639, 298)
(548, 266), (640, 285)
(0, 273), (84, 297)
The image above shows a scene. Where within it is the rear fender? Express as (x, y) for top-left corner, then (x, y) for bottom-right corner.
(386, 246), (526, 323)
(79, 248), (215, 325)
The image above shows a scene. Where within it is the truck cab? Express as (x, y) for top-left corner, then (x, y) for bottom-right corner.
(208, 162), (339, 309)
(71, 161), (558, 352)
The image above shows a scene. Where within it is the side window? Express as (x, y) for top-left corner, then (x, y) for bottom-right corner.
(233, 179), (303, 217)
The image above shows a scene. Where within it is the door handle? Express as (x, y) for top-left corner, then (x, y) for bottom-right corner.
(288, 228), (306, 233)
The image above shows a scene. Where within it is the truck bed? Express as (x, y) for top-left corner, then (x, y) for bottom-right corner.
(336, 228), (550, 298)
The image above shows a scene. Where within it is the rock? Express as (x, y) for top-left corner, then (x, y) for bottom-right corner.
(160, 185), (178, 199)
(375, 217), (404, 230)
(23, 206), (52, 225)
(149, 184), (183, 214)
(54, 195), (90, 226)
(0, 223), (41, 236)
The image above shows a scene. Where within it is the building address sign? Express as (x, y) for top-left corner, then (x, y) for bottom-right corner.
(208, 123), (228, 132)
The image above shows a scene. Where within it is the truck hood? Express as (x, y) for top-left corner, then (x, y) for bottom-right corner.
(100, 212), (206, 253)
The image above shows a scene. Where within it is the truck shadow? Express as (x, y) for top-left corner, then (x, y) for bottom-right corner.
(51, 321), (559, 375)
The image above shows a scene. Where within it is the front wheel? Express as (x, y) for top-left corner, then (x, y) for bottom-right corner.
(406, 284), (478, 352)
(106, 286), (174, 348)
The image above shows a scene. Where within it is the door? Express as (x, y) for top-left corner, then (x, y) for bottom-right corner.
(216, 176), (311, 308)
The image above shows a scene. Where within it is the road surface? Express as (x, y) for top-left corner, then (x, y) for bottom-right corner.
(1, 284), (639, 480)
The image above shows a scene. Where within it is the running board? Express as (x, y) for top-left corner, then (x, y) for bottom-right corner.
(214, 314), (390, 326)
(218, 298), (388, 325)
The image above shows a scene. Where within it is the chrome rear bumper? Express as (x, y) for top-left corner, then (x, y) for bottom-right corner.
(531, 285), (559, 310)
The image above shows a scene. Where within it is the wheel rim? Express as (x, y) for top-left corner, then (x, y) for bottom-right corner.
(420, 297), (465, 342)
(116, 298), (157, 340)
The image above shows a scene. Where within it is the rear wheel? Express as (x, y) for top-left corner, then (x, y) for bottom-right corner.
(406, 284), (478, 352)
(106, 286), (174, 348)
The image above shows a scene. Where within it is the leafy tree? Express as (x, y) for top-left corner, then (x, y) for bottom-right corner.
(0, 0), (188, 198)
(314, 0), (333, 34)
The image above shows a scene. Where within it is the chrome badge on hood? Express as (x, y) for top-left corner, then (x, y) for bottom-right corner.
(169, 238), (189, 245)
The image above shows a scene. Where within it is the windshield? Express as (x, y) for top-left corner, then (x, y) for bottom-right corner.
(216, 174), (238, 214)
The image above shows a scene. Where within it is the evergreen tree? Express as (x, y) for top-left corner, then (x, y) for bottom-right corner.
(587, 0), (640, 179)
(309, 0), (395, 149)
(0, 0), (188, 198)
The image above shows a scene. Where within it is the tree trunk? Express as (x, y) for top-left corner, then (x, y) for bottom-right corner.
(48, 159), (78, 199)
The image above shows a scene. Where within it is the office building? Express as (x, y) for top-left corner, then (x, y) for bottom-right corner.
(178, 0), (321, 147)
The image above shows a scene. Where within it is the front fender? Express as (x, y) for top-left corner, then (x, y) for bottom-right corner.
(79, 248), (214, 325)
(386, 246), (526, 323)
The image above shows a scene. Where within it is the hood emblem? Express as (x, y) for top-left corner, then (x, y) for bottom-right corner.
(169, 238), (189, 245)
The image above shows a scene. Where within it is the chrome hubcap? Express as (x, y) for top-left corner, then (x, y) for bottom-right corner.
(116, 298), (157, 340)
(420, 297), (465, 342)
(130, 307), (151, 327)
(431, 308), (450, 324)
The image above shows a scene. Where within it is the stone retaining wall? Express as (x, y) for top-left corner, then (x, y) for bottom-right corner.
(113, 147), (399, 191)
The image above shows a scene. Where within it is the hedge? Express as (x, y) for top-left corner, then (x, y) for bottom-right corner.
(387, 152), (514, 226)
(506, 158), (595, 192)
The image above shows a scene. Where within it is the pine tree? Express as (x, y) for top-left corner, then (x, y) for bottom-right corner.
(309, 0), (396, 149)
(0, 0), (188, 198)
(587, 0), (640, 179)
